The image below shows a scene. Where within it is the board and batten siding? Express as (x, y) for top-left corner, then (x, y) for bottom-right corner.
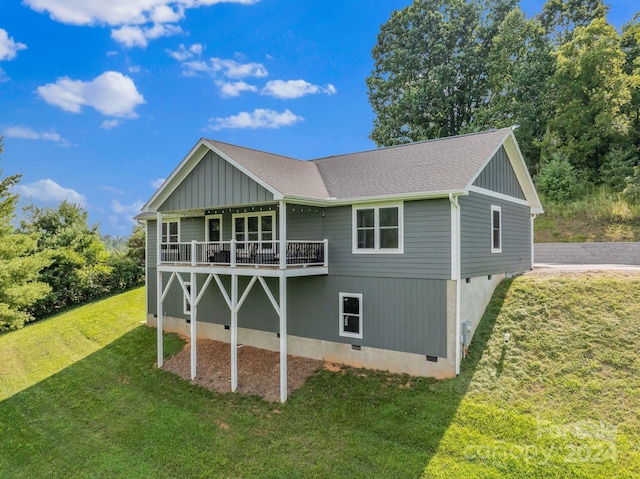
(460, 191), (531, 277)
(148, 273), (448, 358)
(159, 150), (274, 212)
(324, 199), (451, 280)
(473, 146), (525, 200)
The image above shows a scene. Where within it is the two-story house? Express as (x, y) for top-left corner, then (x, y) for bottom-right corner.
(136, 127), (542, 402)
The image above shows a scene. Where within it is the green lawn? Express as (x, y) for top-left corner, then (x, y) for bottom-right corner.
(1, 276), (639, 478)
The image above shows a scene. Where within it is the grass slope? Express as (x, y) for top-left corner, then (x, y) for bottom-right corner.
(535, 190), (640, 242)
(1, 276), (639, 478)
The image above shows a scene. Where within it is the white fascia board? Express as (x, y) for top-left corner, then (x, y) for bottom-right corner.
(201, 139), (283, 200)
(142, 139), (211, 212)
(502, 133), (544, 214)
(142, 139), (284, 214)
(467, 185), (531, 207)
(465, 129), (544, 215)
(281, 189), (465, 207)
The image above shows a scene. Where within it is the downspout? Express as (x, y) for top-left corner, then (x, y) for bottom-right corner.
(449, 193), (462, 376)
(530, 213), (537, 269)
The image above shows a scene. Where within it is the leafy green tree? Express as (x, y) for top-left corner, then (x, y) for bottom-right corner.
(106, 225), (145, 291)
(21, 201), (111, 318)
(474, 8), (554, 171)
(535, 152), (584, 202)
(600, 145), (638, 192)
(539, 0), (607, 45)
(0, 138), (51, 330)
(542, 18), (634, 178)
(621, 16), (640, 153)
(366, 0), (515, 146)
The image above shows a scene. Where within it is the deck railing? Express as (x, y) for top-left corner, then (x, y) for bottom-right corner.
(159, 240), (327, 268)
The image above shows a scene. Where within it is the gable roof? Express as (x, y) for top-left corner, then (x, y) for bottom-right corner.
(313, 128), (513, 199)
(141, 127), (543, 215)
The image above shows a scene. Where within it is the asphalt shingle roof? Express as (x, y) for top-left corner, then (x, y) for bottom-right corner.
(207, 128), (513, 200)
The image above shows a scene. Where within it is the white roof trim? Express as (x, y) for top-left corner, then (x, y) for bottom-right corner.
(465, 129), (543, 214)
(141, 139), (283, 213)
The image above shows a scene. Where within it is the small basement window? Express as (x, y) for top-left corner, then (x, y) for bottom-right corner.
(491, 205), (502, 253)
(339, 292), (363, 339)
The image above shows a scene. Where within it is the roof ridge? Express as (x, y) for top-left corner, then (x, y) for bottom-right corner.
(311, 127), (513, 162)
(205, 138), (304, 163)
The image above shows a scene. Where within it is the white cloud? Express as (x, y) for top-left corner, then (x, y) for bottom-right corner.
(128, 65), (141, 73)
(37, 71), (145, 118)
(16, 179), (86, 207)
(208, 108), (303, 130)
(0, 68), (9, 83)
(111, 23), (182, 48)
(217, 80), (257, 97)
(0, 28), (27, 61)
(261, 79), (337, 99)
(24, 0), (260, 47)
(151, 178), (166, 188)
(167, 43), (203, 61)
(112, 199), (144, 215)
(110, 199), (145, 229)
(182, 57), (268, 79)
(5, 126), (74, 147)
(24, 0), (258, 26)
(101, 119), (120, 129)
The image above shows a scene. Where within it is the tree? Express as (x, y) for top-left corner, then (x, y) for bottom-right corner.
(620, 15), (640, 153)
(535, 152), (584, 202)
(367, 0), (516, 146)
(539, 0), (607, 45)
(21, 201), (111, 318)
(541, 18), (634, 178)
(474, 8), (554, 171)
(106, 225), (145, 291)
(0, 137), (51, 330)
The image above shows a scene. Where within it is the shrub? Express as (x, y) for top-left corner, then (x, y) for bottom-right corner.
(535, 153), (584, 202)
(600, 145), (638, 192)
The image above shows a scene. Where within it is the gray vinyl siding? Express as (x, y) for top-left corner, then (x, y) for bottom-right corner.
(151, 273), (447, 357)
(286, 204), (325, 240)
(460, 191), (531, 277)
(324, 199), (451, 280)
(180, 217), (205, 242)
(147, 220), (157, 266)
(473, 146), (525, 200)
(159, 150), (273, 212)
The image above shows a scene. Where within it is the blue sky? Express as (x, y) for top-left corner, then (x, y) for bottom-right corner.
(0, 0), (637, 235)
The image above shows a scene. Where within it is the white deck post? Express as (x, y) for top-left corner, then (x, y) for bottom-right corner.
(323, 238), (328, 267)
(231, 274), (238, 392)
(191, 240), (197, 266)
(156, 212), (163, 368)
(279, 273), (287, 403)
(190, 271), (197, 380)
(279, 200), (286, 270)
(230, 239), (237, 268)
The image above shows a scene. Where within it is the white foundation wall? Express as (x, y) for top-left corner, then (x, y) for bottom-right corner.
(147, 310), (458, 379)
(459, 273), (505, 339)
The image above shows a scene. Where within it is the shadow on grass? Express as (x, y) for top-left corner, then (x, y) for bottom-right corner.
(0, 280), (514, 479)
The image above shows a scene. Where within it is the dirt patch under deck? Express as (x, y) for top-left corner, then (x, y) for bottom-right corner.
(162, 337), (326, 402)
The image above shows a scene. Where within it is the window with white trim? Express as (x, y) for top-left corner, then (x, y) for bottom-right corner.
(162, 220), (180, 244)
(183, 282), (191, 315)
(491, 205), (502, 253)
(233, 211), (275, 249)
(352, 203), (403, 253)
(339, 292), (363, 339)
